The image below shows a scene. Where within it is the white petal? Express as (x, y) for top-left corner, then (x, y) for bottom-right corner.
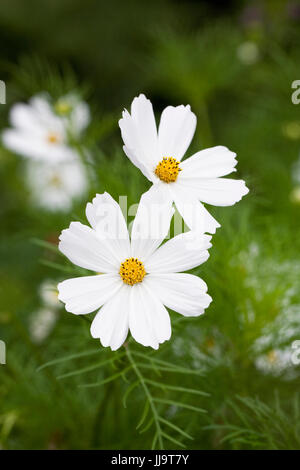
(146, 231), (211, 273)
(30, 95), (66, 132)
(59, 221), (120, 273)
(130, 184), (174, 261)
(86, 192), (130, 261)
(71, 102), (90, 134)
(129, 283), (171, 349)
(158, 104), (196, 161)
(2, 129), (76, 163)
(25, 159), (88, 211)
(177, 177), (249, 206)
(123, 145), (155, 182)
(58, 274), (121, 314)
(119, 94), (159, 177)
(146, 273), (212, 316)
(9, 103), (45, 136)
(91, 286), (130, 351)
(2, 129), (40, 158)
(30, 95), (55, 121)
(180, 146), (238, 178)
(171, 183), (220, 234)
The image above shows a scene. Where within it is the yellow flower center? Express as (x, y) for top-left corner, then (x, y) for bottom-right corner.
(49, 173), (62, 188)
(55, 101), (72, 116)
(47, 132), (60, 144)
(119, 257), (146, 286)
(155, 157), (181, 183)
(267, 350), (277, 364)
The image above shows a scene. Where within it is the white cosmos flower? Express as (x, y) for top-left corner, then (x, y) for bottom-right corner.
(57, 191), (212, 350)
(119, 94), (249, 233)
(26, 158), (88, 211)
(2, 93), (89, 163)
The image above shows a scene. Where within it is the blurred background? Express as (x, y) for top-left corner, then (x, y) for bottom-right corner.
(1, 0), (300, 450)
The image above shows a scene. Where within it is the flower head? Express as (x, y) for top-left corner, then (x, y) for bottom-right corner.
(2, 93), (89, 210)
(58, 192), (212, 350)
(2, 93), (90, 163)
(119, 94), (249, 233)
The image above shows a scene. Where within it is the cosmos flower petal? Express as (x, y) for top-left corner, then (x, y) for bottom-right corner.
(122, 145), (155, 182)
(59, 221), (120, 273)
(119, 94), (159, 174)
(90, 285), (130, 351)
(30, 95), (56, 120)
(71, 101), (91, 134)
(2, 129), (43, 159)
(130, 94), (158, 156)
(9, 103), (45, 135)
(171, 183), (220, 233)
(25, 159), (88, 211)
(180, 146), (238, 178)
(2, 127), (77, 162)
(146, 273), (212, 316)
(130, 184), (174, 261)
(146, 231), (211, 273)
(177, 177), (249, 206)
(58, 274), (122, 315)
(129, 283), (171, 349)
(31, 96), (69, 135)
(86, 192), (131, 260)
(158, 104), (196, 161)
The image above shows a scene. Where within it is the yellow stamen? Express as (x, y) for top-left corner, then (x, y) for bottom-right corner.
(119, 257), (146, 286)
(55, 101), (72, 116)
(267, 350), (277, 364)
(49, 173), (62, 188)
(155, 157), (181, 183)
(47, 132), (59, 144)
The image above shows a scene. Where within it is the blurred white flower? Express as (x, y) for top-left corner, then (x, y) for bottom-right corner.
(39, 280), (60, 309)
(119, 94), (249, 234)
(30, 280), (61, 343)
(290, 186), (300, 205)
(54, 93), (90, 135)
(58, 192), (212, 351)
(282, 121), (300, 140)
(236, 41), (259, 65)
(26, 158), (88, 211)
(2, 95), (80, 163)
(254, 348), (294, 377)
(2, 93), (90, 211)
(29, 308), (58, 344)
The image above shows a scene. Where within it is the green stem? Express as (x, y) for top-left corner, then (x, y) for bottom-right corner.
(125, 346), (164, 450)
(75, 143), (98, 193)
(196, 101), (213, 149)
